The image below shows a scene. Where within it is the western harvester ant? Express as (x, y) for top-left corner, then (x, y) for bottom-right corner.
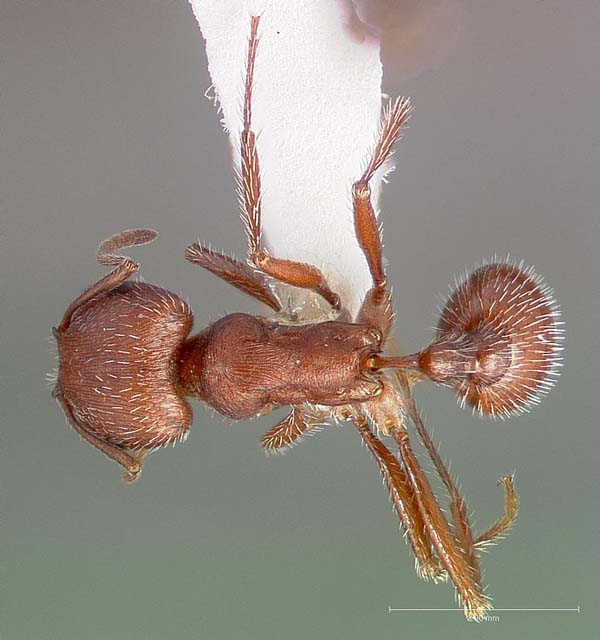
(52, 16), (563, 620)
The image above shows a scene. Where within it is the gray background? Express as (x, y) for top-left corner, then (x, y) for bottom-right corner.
(2, 1), (598, 638)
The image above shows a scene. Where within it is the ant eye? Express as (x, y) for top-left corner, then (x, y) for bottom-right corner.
(420, 261), (564, 418)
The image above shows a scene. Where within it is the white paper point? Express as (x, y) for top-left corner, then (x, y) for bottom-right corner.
(189, 0), (384, 316)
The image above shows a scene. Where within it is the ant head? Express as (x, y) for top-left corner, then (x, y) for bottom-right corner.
(420, 260), (564, 418)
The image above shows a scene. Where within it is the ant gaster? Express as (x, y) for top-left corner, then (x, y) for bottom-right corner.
(52, 16), (563, 620)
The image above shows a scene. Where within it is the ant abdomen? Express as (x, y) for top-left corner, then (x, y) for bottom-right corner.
(417, 328), (512, 387)
(422, 262), (564, 417)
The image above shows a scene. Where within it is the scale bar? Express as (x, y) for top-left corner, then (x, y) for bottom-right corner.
(389, 606), (580, 613)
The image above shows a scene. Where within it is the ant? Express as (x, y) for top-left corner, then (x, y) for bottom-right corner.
(52, 16), (563, 620)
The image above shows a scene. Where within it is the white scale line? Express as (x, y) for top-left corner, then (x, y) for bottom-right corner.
(389, 606), (581, 613)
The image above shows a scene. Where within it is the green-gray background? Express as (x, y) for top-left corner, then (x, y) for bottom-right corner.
(2, 1), (598, 638)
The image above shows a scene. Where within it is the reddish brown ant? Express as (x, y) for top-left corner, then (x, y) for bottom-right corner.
(52, 16), (563, 620)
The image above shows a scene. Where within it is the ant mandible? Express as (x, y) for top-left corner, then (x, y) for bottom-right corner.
(52, 16), (562, 620)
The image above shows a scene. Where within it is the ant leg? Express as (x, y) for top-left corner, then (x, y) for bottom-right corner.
(185, 243), (281, 311)
(353, 97), (412, 288)
(260, 407), (322, 454)
(362, 377), (490, 616)
(396, 371), (517, 570)
(366, 374), (489, 618)
(394, 371), (492, 612)
(53, 388), (145, 483)
(353, 98), (412, 337)
(390, 421), (491, 620)
(55, 228), (157, 334)
(352, 412), (445, 581)
(475, 476), (518, 546)
(238, 16), (342, 311)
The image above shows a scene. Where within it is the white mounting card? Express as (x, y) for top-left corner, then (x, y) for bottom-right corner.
(189, 0), (385, 316)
